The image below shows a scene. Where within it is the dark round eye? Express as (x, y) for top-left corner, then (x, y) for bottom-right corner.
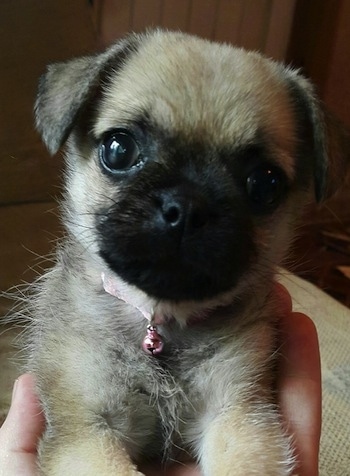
(99, 130), (141, 173)
(246, 165), (287, 212)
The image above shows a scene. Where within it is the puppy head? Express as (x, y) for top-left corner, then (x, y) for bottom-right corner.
(35, 30), (349, 306)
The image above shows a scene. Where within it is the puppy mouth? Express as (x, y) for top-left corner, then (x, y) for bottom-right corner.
(98, 228), (254, 301)
(96, 181), (256, 302)
(100, 252), (229, 301)
(101, 270), (243, 328)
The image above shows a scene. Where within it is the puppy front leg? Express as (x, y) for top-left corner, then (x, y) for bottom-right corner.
(198, 404), (294, 476)
(39, 428), (144, 476)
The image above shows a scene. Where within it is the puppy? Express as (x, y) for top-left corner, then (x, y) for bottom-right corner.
(20, 30), (348, 475)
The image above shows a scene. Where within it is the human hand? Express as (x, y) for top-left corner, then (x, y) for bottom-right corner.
(276, 282), (321, 476)
(0, 283), (321, 476)
(0, 373), (45, 476)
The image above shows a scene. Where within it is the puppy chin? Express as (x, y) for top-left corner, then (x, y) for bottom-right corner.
(97, 207), (255, 303)
(101, 268), (251, 327)
(101, 271), (156, 321)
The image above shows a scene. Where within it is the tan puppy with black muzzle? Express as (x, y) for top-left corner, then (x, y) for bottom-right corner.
(19, 30), (348, 475)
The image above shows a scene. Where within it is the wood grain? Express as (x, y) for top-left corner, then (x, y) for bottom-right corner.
(0, 0), (97, 206)
(0, 201), (61, 313)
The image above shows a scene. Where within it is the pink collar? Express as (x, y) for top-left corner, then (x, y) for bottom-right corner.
(102, 272), (167, 356)
(102, 271), (217, 357)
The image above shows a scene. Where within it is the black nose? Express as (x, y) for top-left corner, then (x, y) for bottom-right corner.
(158, 189), (210, 235)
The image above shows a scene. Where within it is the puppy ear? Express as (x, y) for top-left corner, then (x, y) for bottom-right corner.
(287, 70), (350, 202)
(35, 56), (100, 155)
(35, 38), (139, 155)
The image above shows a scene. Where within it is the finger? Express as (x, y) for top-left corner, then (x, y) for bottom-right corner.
(278, 312), (321, 476)
(273, 281), (293, 316)
(142, 462), (199, 475)
(0, 373), (45, 475)
(162, 464), (199, 475)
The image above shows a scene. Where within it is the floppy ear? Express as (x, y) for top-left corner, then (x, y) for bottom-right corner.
(287, 69), (350, 202)
(34, 37), (139, 155)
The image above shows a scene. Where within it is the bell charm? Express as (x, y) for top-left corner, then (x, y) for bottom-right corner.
(142, 325), (164, 356)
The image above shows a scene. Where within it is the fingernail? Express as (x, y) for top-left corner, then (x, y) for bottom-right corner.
(11, 377), (19, 401)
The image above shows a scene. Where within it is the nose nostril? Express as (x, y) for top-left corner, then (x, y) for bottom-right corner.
(163, 204), (181, 226)
(158, 189), (210, 233)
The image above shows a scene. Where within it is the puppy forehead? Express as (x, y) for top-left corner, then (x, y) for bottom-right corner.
(95, 33), (296, 172)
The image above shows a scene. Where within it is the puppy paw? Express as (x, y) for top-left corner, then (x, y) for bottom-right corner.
(198, 407), (294, 476)
(39, 433), (144, 476)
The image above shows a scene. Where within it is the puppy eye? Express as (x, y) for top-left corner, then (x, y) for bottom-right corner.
(246, 165), (287, 213)
(99, 130), (141, 173)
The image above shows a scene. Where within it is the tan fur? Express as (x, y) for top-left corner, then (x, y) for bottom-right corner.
(96, 33), (297, 176)
(14, 30), (349, 475)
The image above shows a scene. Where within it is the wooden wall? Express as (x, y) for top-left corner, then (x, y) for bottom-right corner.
(287, 0), (350, 130)
(0, 1), (97, 310)
(95, 0), (296, 60)
(287, 0), (350, 223)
